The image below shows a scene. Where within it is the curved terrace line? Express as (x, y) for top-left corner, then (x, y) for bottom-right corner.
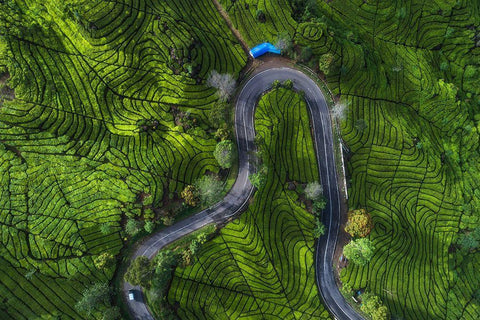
(123, 67), (363, 320)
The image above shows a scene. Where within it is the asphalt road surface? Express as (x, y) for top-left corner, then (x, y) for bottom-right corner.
(123, 67), (363, 320)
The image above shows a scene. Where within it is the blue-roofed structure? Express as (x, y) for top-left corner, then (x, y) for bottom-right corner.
(249, 43), (281, 58)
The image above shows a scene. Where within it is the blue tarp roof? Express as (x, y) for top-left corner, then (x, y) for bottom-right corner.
(249, 43), (281, 58)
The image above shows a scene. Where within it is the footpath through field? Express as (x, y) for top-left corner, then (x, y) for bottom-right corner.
(122, 67), (363, 320)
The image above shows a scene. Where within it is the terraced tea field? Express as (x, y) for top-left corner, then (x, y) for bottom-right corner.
(167, 88), (330, 319)
(0, 0), (245, 318)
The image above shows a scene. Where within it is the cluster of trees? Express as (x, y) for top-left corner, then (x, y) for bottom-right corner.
(181, 175), (224, 207)
(304, 181), (327, 238)
(74, 282), (120, 319)
(343, 208), (375, 266)
(456, 227), (480, 252)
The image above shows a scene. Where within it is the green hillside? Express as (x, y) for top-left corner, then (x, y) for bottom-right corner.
(168, 88), (330, 319)
(0, 0), (245, 318)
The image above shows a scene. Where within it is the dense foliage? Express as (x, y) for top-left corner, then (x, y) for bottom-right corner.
(168, 88), (330, 319)
(343, 238), (375, 266)
(344, 209), (373, 238)
(213, 140), (236, 169)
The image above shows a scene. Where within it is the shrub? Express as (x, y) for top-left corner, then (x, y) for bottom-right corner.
(213, 140), (236, 169)
(195, 175), (224, 206)
(313, 219), (326, 238)
(282, 79), (294, 89)
(345, 209), (373, 238)
(207, 70), (236, 101)
(124, 256), (152, 288)
(343, 238), (375, 266)
(209, 101), (228, 128)
(312, 198), (327, 216)
(162, 216), (175, 226)
(304, 181), (323, 200)
(214, 126), (230, 141)
(74, 283), (110, 316)
(181, 185), (199, 207)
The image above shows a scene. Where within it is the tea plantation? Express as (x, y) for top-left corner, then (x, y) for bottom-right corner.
(168, 88), (330, 319)
(1, 0), (479, 319)
(0, 0), (245, 318)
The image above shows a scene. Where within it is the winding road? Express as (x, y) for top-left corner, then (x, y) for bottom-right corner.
(123, 67), (363, 320)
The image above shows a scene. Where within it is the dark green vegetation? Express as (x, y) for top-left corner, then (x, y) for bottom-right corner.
(0, 0), (479, 319)
(168, 88), (330, 319)
(0, 0), (245, 318)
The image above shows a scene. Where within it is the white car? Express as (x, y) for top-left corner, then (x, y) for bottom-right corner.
(128, 289), (135, 301)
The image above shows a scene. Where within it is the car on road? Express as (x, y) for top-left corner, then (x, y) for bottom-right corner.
(128, 289), (135, 301)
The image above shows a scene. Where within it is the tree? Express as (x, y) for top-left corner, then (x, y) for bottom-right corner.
(125, 219), (142, 236)
(360, 292), (389, 320)
(343, 238), (375, 266)
(300, 46), (313, 62)
(214, 126), (230, 141)
(312, 198), (327, 215)
(313, 219), (326, 238)
(345, 209), (373, 238)
(152, 250), (178, 294)
(457, 232), (479, 251)
(124, 256), (152, 288)
(94, 252), (114, 269)
(195, 175), (223, 206)
(162, 215), (175, 226)
(207, 70), (236, 101)
(209, 101), (227, 128)
(74, 282), (110, 316)
(304, 181), (323, 200)
(214, 140), (236, 169)
(102, 306), (121, 320)
(181, 185), (199, 207)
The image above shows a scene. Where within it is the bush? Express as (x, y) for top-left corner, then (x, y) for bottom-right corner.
(74, 283), (110, 316)
(304, 181), (323, 200)
(275, 32), (292, 52)
(214, 126), (230, 141)
(312, 198), (327, 216)
(213, 140), (236, 169)
(124, 256), (152, 288)
(343, 238), (375, 266)
(195, 175), (224, 206)
(181, 185), (199, 207)
(344, 209), (373, 238)
(209, 101), (228, 128)
(207, 70), (236, 101)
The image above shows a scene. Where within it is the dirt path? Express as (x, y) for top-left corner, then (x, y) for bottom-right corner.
(211, 0), (252, 59)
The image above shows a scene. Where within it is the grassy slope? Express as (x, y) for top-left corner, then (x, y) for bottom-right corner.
(0, 0), (245, 318)
(196, 0), (480, 319)
(168, 88), (330, 319)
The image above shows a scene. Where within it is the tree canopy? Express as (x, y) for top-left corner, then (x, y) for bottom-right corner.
(343, 238), (375, 266)
(213, 140), (236, 169)
(195, 175), (224, 206)
(124, 256), (152, 288)
(345, 209), (373, 238)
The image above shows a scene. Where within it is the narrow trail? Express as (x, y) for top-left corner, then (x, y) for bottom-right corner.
(122, 67), (364, 320)
(211, 0), (252, 60)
